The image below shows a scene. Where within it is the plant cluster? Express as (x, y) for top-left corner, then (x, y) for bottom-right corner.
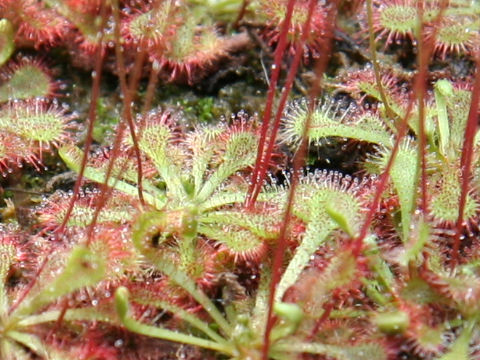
(0, 55), (74, 174)
(359, 0), (480, 58)
(1, 0), (480, 359)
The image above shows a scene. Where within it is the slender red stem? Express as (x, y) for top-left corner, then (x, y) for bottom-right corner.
(410, 0), (448, 218)
(451, 52), (480, 268)
(308, 302), (333, 340)
(413, 0), (450, 216)
(112, 0), (145, 207)
(353, 0), (448, 257)
(84, 0), (148, 245)
(246, 0), (296, 208)
(8, 2), (109, 315)
(232, 0), (250, 29)
(46, 299), (69, 340)
(82, 0), (164, 246)
(141, 63), (160, 115)
(261, 2), (336, 358)
(253, 29), (313, 212)
(352, 116), (409, 257)
(127, 47), (148, 104)
(58, 3), (108, 237)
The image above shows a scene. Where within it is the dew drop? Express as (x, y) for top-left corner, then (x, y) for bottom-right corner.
(114, 339), (124, 347)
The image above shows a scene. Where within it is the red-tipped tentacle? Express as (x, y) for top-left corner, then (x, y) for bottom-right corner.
(246, 0), (297, 208)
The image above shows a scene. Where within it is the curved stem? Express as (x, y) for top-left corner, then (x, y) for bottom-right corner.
(261, 1), (337, 358)
(8, 2), (109, 315)
(111, 0), (145, 207)
(452, 52), (480, 269)
(116, 287), (233, 356)
(246, 0), (297, 208)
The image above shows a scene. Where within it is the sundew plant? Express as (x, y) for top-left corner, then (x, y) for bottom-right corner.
(1, 0), (480, 359)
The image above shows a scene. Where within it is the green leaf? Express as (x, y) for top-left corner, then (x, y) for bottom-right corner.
(0, 19), (14, 67)
(289, 250), (357, 317)
(276, 174), (362, 302)
(187, 125), (222, 194)
(325, 203), (354, 237)
(430, 164), (480, 225)
(0, 62), (54, 103)
(17, 308), (116, 327)
(199, 191), (250, 211)
(0, 243), (16, 318)
(282, 99), (392, 147)
(136, 295), (224, 343)
(197, 127), (258, 202)
(252, 265), (271, 334)
(199, 224), (265, 260)
(375, 140), (417, 240)
(443, 85), (471, 151)
(436, 321), (474, 360)
(136, 119), (186, 199)
(1, 338), (32, 360)
(6, 331), (49, 358)
(14, 246), (105, 317)
(274, 341), (388, 360)
(275, 225), (331, 302)
(274, 302), (304, 325)
(364, 235), (395, 293)
(59, 145), (166, 209)
(374, 310), (410, 334)
(271, 302), (304, 340)
(115, 287), (233, 355)
(434, 79), (453, 157)
(200, 210), (279, 238)
(401, 218), (430, 266)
